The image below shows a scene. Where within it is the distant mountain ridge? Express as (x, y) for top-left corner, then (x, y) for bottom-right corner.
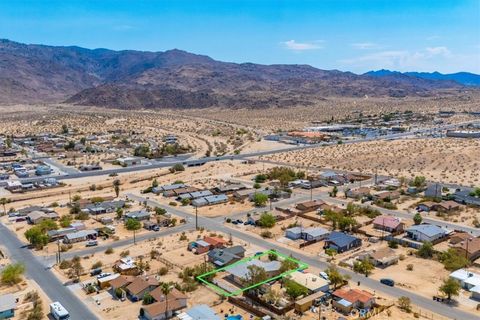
(0, 39), (476, 109)
(364, 69), (480, 86)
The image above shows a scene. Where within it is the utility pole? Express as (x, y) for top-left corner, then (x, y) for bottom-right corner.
(195, 205), (198, 230)
(56, 240), (61, 264)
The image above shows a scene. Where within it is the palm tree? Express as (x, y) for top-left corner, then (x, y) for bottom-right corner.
(0, 198), (9, 216)
(113, 179), (121, 197)
(160, 283), (173, 319)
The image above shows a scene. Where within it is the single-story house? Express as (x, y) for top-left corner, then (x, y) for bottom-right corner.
(450, 269), (480, 290)
(125, 276), (159, 301)
(424, 184), (442, 199)
(177, 305), (221, 320)
(109, 275), (136, 292)
(207, 246), (246, 267)
(149, 287), (187, 306)
(191, 194), (228, 207)
(302, 227), (330, 242)
(453, 190), (480, 207)
(140, 298), (186, 320)
(0, 294), (15, 319)
(450, 232), (474, 245)
(114, 257), (139, 275)
(228, 259), (281, 285)
(285, 227), (303, 240)
(177, 190), (213, 201)
(285, 227), (329, 242)
(26, 210), (59, 224)
(295, 200), (325, 213)
(232, 189), (256, 200)
(324, 232), (362, 253)
(63, 229), (98, 244)
(213, 183), (246, 194)
(372, 216), (404, 233)
(188, 240), (211, 254)
(47, 227), (77, 241)
(117, 157), (142, 167)
(287, 271), (329, 293)
(359, 247), (399, 267)
(294, 290), (327, 313)
(346, 187), (371, 199)
(373, 191), (400, 201)
(332, 288), (375, 314)
(406, 224), (449, 243)
(125, 210), (150, 221)
(418, 201), (460, 213)
(452, 237), (480, 261)
(203, 236), (227, 249)
(97, 273), (120, 289)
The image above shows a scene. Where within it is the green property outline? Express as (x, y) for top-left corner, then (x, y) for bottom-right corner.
(196, 249), (309, 297)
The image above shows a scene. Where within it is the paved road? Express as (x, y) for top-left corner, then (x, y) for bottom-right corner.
(43, 223), (193, 265)
(0, 223), (100, 320)
(127, 193), (477, 320)
(19, 119), (480, 184)
(311, 191), (480, 237)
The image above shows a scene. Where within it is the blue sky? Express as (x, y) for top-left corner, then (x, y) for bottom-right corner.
(0, 0), (479, 73)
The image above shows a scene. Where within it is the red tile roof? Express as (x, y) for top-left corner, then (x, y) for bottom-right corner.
(333, 288), (374, 304)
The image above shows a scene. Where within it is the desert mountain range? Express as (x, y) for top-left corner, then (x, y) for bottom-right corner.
(1, 39), (478, 109)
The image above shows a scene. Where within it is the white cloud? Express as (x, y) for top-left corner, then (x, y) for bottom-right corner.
(425, 46), (451, 57)
(339, 46), (480, 73)
(281, 40), (323, 51)
(351, 42), (379, 50)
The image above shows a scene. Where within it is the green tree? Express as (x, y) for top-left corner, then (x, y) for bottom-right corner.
(1, 263), (25, 285)
(258, 212), (276, 228)
(70, 203), (81, 215)
(411, 176), (426, 188)
(0, 198), (10, 216)
(38, 219), (58, 232)
(142, 292), (154, 305)
(59, 215), (72, 228)
(113, 179), (121, 197)
(439, 249), (469, 271)
(160, 283), (173, 320)
(331, 186), (338, 197)
(353, 259), (375, 276)
(171, 163), (185, 172)
(398, 296), (412, 312)
(417, 242), (434, 258)
(152, 179), (159, 188)
(284, 279), (308, 299)
(244, 265), (268, 286)
(155, 207), (167, 215)
(279, 257), (298, 273)
(252, 193), (269, 207)
(439, 278), (460, 300)
(125, 218), (141, 244)
(326, 266), (348, 289)
(413, 213), (422, 225)
(253, 182), (261, 189)
(25, 227), (49, 249)
(116, 208), (124, 220)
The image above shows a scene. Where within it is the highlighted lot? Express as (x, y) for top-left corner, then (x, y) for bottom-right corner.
(196, 250), (308, 297)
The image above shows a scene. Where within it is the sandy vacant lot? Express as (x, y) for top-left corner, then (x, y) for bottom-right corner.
(262, 138), (480, 186)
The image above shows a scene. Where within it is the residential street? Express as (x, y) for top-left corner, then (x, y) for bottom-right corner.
(126, 193), (478, 320)
(0, 223), (100, 320)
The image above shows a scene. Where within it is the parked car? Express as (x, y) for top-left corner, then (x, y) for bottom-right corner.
(319, 271), (329, 281)
(152, 225), (160, 231)
(90, 268), (102, 276)
(380, 278), (395, 287)
(86, 240), (98, 247)
(96, 272), (111, 279)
